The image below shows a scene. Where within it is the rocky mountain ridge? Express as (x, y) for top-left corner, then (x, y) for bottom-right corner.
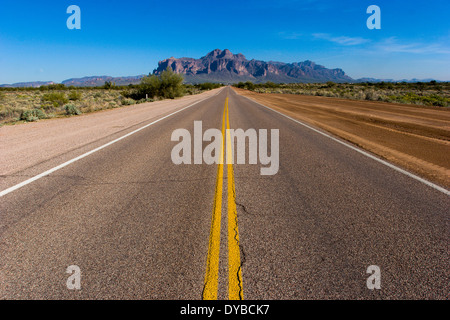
(153, 49), (353, 83)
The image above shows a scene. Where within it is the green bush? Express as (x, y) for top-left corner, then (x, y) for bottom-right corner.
(125, 67), (185, 100)
(68, 91), (82, 101)
(0, 105), (20, 120)
(387, 93), (449, 107)
(103, 81), (115, 89)
(137, 98), (154, 104)
(121, 98), (135, 106)
(420, 94), (448, 107)
(159, 67), (185, 99)
(137, 74), (161, 99)
(197, 82), (222, 90)
(244, 81), (255, 90)
(20, 108), (47, 121)
(264, 81), (278, 88)
(234, 81), (256, 90)
(64, 104), (82, 115)
(41, 92), (68, 107)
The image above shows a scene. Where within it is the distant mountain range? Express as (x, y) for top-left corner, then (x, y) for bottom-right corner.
(0, 81), (57, 88)
(62, 75), (145, 87)
(0, 49), (445, 87)
(0, 76), (145, 88)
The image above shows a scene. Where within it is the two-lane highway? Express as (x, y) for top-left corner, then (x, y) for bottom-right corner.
(0, 87), (448, 299)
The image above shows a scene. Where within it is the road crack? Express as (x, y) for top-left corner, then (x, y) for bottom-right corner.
(232, 187), (245, 300)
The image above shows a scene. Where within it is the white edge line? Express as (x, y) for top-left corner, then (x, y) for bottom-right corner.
(239, 93), (450, 196)
(0, 91), (220, 197)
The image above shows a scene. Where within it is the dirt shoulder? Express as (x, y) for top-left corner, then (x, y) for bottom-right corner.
(234, 88), (450, 189)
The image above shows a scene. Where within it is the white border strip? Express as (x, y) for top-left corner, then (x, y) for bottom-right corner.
(0, 92), (219, 197)
(240, 94), (449, 196)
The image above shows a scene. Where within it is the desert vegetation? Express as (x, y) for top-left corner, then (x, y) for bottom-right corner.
(122, 67), (185, 100)
(234, 81), (450, 107)
(0, 68), (223, 125)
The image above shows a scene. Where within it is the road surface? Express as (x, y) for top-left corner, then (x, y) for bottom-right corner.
(0, 87), (448, 299)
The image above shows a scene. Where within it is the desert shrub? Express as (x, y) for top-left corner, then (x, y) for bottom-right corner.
(197, 82), (222, 90)
(103, 81), (115, 89)
(41, 92), (68, 107)
(159, 67), (185, 99)
(80, 103), (95, 113)
(235, 82), (245, 89)
(125, 67), (185, 100)
(121, 98), (135, 106)
(120, 90), (132, 100)
(64, 104), (82, 115)
(46, 84), (66, 90)
(68, 91), (82, 101)
(0, 106), (21, 120)
(137, 74), (161, 99)
(185, 88), (195, 95)
(137, 98), (154, 104)
(393, 93), (449, 107)
(123, 75), (161, 100)
(365, 90), (377, 100)
(234, 81), (256, 90)
(244, 81), (255, 90)
(355, 91), (366, 100)
(20, 108), (47, 121)
(264, 81), (278, 88)
(108, 101), (119, 108)
(421, 94), (448, 107)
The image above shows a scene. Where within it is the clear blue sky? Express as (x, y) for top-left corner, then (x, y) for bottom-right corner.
(0, 0), (449, 83)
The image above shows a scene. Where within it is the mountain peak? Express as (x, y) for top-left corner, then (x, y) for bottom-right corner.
(218, 49), (233, 59)
(205, 49), (222, 58)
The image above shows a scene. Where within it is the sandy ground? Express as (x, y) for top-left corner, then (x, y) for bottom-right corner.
(234, 88), (450, 189)
(0, 88), (221, 179)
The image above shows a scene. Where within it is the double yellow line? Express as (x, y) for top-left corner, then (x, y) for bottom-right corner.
(203, 97), (243, 300)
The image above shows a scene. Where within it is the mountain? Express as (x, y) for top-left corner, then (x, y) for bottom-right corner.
(0, 76), (144, 88)
(153, 49), (354, 84)
(355, 77), (442, 83)
(0, 81), (55, 88)
(61, 75), (144, 87)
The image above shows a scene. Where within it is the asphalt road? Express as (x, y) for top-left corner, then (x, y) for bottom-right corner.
(0, 87), (448, 299)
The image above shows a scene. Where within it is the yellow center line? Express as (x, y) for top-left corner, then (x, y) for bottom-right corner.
(202, 101), (226, 300)
(203, 96), (243, 300)
(225, 97), (244, 300)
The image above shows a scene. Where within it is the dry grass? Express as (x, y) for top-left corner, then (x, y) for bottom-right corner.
(0, 89), (123, 124)
(0, 86), (206, 125)
(240, 82), (450, 107)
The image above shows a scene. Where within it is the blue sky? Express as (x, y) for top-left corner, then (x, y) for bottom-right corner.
(0, 0), (449, 83)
